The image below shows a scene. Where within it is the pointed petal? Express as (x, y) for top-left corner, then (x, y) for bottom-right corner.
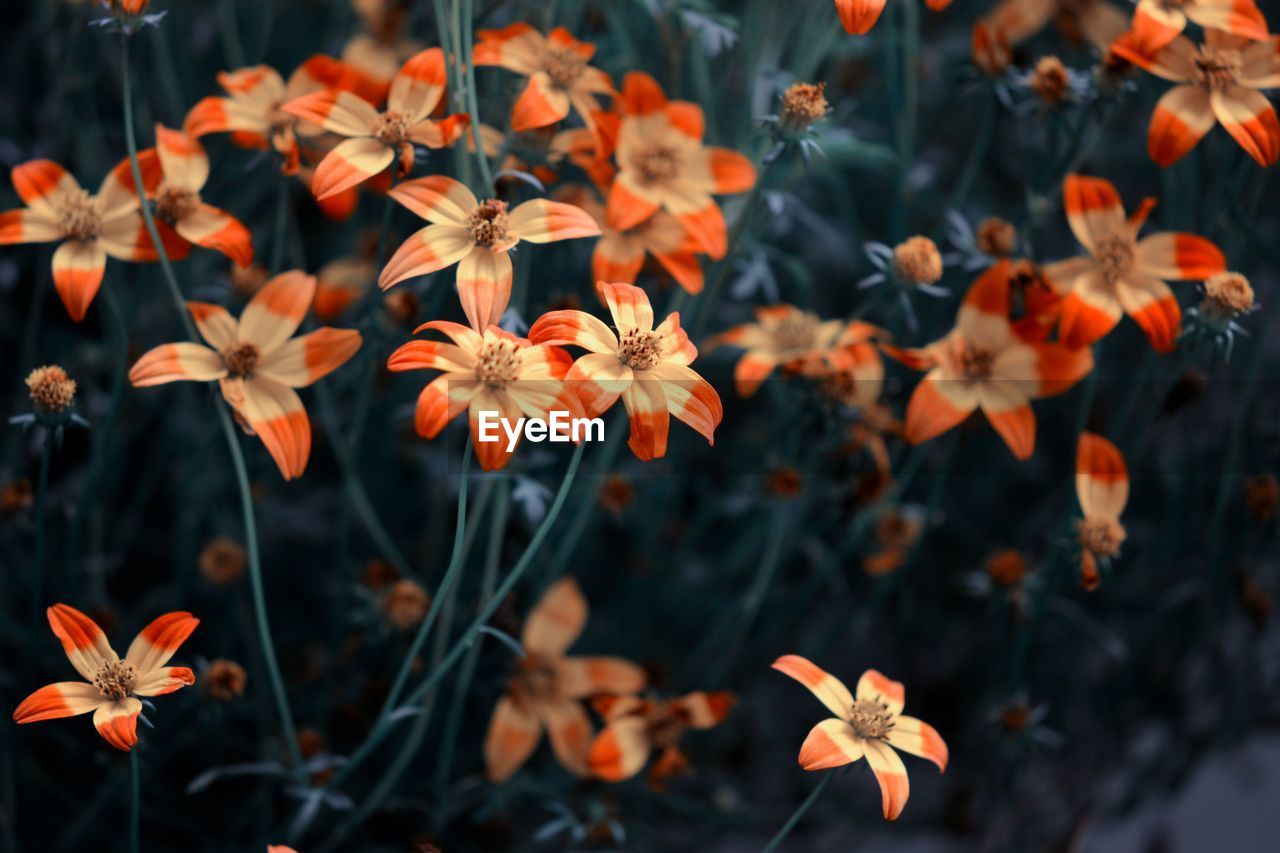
(1211, 87), (1280, 167)
(484, 695), (542, 782)
(94, 698), (142, 751)
(1117, 274), (1181, 353)
(529, 309), (619, 352)
(175, 204), (254, 267)
(1058, 272), (1122, 349)
(622, 377), (670, 460)
(257, 328), (362, 387)
(456, 247), (513, 331)
(239, 270), (317, 351)
(129, 343), (226, 386)
(233, 377), (312, 480)
(863, 739), (911, 820)
(14, 683), (103, 723)
(1148, 85), (1215, 167)
(46, 604), (117, 682)
(188, 301), (239, 350)
(509, 198), (602, 243)
(379, 223), (475, 289)
(903, 371), (978, 447)
(886, 716), (948, 772)
(281, 89), (380, 137)
(155, 125), (211, 191)
(388, 175), (478, 225)
(511, 72), (572, 131)
(311, 137), (394, 200)
(799, 718), (865, 770)
(11, 160), (81, 216)
(598, 281), (654, 332)
(1077, 431), (1129, 519)
(124, 611), (199, 675)
(836, 0), (890, 35)
(51, 239), (106, 322)
(411, 373), (476, 438)
(856, 669), (905, 714)
(132, 666), (196, 697)
(772, 655), (856, 719)
(521, 577), (586, 655)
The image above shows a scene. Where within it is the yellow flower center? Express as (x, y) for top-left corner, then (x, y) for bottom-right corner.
(1094, 234), (1135, 286)
(222, 342), (261, 378)
(961, 344), (995, 381)
(57, 189), (103, 242)
(633, 144), (682, 188)
(617, 327), (663, 370)
(94, 660), (137, 702)
(467, 199), (511, 249)
(474, 338), (522, 385)
(373, 110), (410, 145)
(1076, 516), (1126, 559)
(1192, 46), (1241, 93)
(848, 696), (895, 740)
(541, 45), (588, 90)
(154, 183), (200, 224)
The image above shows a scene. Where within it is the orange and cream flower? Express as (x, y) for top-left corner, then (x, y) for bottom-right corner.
(185, 56), (383, 175)
(772, 655), (947, 821)
(282, 48), (469, 200)
(1075, 432), (1129, 591)
(604, 73), (756, 260)
(386, 321), (586, 471)
(0, 158), (179, 321)
(378, 175), (600, 330)
(132, 125), (255, 267)
(1123, 0), (1269, 58)
(529, 282), (723, 461)
(836, 0), (953, 36)
(343, 0), (423, 90)
(1112, 30), (1280, 167)
(973, 0), (1129, 60)
(129, 271), (362, 480)
(1042, 175), (1226, 352)
(474, 24), (615, 132)
(484, 577), (647, 782)
(885, 261), (1094, 460)
(14, 604), (198, 751)
(713, 305), (882, 398)
(588, 691), (735, 789)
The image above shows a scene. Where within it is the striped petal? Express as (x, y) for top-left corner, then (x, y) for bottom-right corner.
(1148, 85), (1215, 167)
(456, 246), (514, 331)
(474, 22), (543, 74)
(647, 362), (722, 445)
(529, 309), (619, 353)
(386, 339), (474, 374)
(388, 47), (448, 121)
(508, 198), (602, 243)
(239, 270), (317, 351)
(1058, 272), (1122, 350)
(311, 137), (395, 200)
(622, 377), (670, 460)
(835, 0), (889, 34)
(124, 611), (199, 675)
(856, 669), (905, 715)
(229, 377), (312, 480)
(281, 89), (380, 137)
(599, 281), (654, 332)
(1185, 1), (1270, 43)
(588, 717), (651, 781)
(412, 373), (477, 438)
(886, 716), (948, 772)
(155, 125), (210, 191)
(14, 682), (103, 723)
(1063, 174), (1125, 253)
(484, 695), (542, 782)
(51, 239), (106, 322)
(538, 699), (593, 777)
(388, 175), (478, 225)
(1117, 274), (1182, 353)
(676, 203), (728, 260)
(12, 159), (81, 216)
(980, 397), (1036, 460)
(1077, 431), (1129, 520)
(129, 343), (227, 386)
(903, 370), (978, 446)
(772, 655), (856, 719)
(184, 96), (267, 138)
(512, 72), (572, 131)
(175, 204), (254, 267)
(1210, 86), (1280, 167)
(132, 666), (196, 697)
(379, 223), (475, 289)
(522, 576), (586, 655)
(566, 352), (631, 416)
(0, 208), (62, 244)
(558, 656), (648, 698)
(188, 302), (239, 350)
(863, 739), (910, 820)
(47, 604), (117, 682)
(256, 328), (363, 387)
(799, 718), (865, 770)
(94, 698), (142, 751)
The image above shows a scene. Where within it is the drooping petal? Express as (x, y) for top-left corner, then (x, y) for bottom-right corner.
(46, 604), (118, 682)
(132, 666), (196, 697)
(772, 655), (856, 719)
(588, 716), (651, 781)
(1077, 431), (1129, 520)
(558, 656), (648, 698)
(388, 175), (478, 225)
(539, 700), (594, 777)
(799, 718), (865, 770)
(511, 72), (572, 131)
(886, 715), (948, 772)
(622, 378), (670, 460)
(13, 683), (104, 723)
(129, 343), (227, 386)
(529, 309), (619, 353)
(238, 270), (317, 351)
(311, 137), (395, 200)
(1116, 274), (1182, 353)
(378, 223), (475, 289)
(863, 738), (911, 820)
(155, 125), (211, 192)
(174, 204), (254, 267)
(484, 695), (542, 782)
(51, 239), (106, 322)
(256, 328), (363, 387)
(598, 281), (654, 332)
(124, 611), (199, 676)
(232, 377), (312, 480)
(902, 370), (978, 447)
(835, 0), (889, 35)
(1210, 86), (1280, 168)
(508, 198), (602, 243)
(1148, 85), (1215, 167)
(522, 576), (587, 655)
(456, 247), (514, 331)
(281, 89), (380, 137)
(648, 361), (722, 445)
(94, 698), (142, 751)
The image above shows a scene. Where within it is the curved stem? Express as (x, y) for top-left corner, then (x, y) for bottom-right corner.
(128, 749), (140, 853)
(461, 0), (494, 192)
(762, 772), (832, 853)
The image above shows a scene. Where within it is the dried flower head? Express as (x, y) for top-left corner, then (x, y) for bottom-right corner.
(780, 82), (830, 131)
(1029, 56), (1070, 105)
(1000, 700), (1031, 733)
(203, 658), (247, 701)
(766, 467), (804, 499)
(383, 579), (430, 630)
(199, 536), (247, 585)
(26, 365), (77, 416)
(1244, 474), (1279, 523)
(986, 549), (1027, 586)
(975, 217), (1017, 258)
(892, 236), (943, 286)
(1200, 272), (1255, 320)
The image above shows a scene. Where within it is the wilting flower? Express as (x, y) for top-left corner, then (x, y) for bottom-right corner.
(885, 261), (1094, 460)
(588, 691), (735, 789)
(378, 175), (600, 330)
(602, 72), (755, 259)
(530, 282), (723, 461)
(772, 655), (947, 820)
(1041, 174), (1226, 352)
(13, 604), (198, 751)
(474, 24), (615, 131)
(559, 184), (705, 294)
(1112, 30), (1280, 167)
(713, 305), (882, 398)
(129, 271), (362, 480)
(1075, 432), (1128, 590)
(1122, 0), (1268, 58)
(185, 56), (383, 175)
(385, 321), (585, 471)
(835, 0), (953, 36)
(134, 125), (255, 267)
(282, 48), (469, 199)
(484, 577), (646, 781)
(0, 158), (177, 321)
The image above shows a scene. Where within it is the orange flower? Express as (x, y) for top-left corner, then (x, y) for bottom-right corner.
(474, 24), (615, 132)
(1041, 175), (1226, 352)
(559, 184), (704, 295)
(529, 282), (723, 461)
(836, 0), (953, 36)
(185, 56), (383, 175)
(386, 321), (586, 471)
(314, 254), (376, 321)
(378, 175), (600, 330)
(342, 0), (423, 90)
(588, 691), (735, 789)
(1075, 432), (1129, 590)
(484, 578), (646, 782)
(772, 655), (947, 821)
(0, 158), (187, 322)
(713, 305), (882, 398)
(885, 261), (1094, 460)
(129, 271), (362, 480)
(1112, 30), (1280, 167)
(282, 48), (469, 200)
(973, 0), (1128, 60)
(14, 604), (198, 751)
(1123, 0), (1268, 58)
(131, 125), (256, 267)
(602, 73), (755, 260)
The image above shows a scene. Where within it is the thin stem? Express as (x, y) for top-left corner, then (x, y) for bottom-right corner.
(30, 428), (54, 636)
(762, 772), (833, 853)
(269, 174), (290, 274)
(378, 442), (474, 719)
(461, 0), (494, 192)
(216, 401), (305, 771)
(128, 749), (140, 853)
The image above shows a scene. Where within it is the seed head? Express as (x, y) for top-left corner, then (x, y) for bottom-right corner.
(892, 236), (943, 286)
(1201, 272), (1254, 319)
(204, 658), (247, 701)
(779, 82), (830, 132)
(1030, 56), (1071, 105)
(975, 217), (1018, 257)
(26, 365), (77, 416)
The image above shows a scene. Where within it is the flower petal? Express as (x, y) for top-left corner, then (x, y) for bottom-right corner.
(456, 247), (514, 331)
(588, 716), (651, 781)
(257, 328), (363, 387)
(886, 715), (948, 772)
(522, 577), (587, 655)
(51, 239), (106, 322)
(772, 655), (856, 719)
(1077, 431), (1129, 520)
(558, 656), (648, 698)
(231, 377), (312, 480)
(239, 270), (317, 351)
(281, 89), (380, 137)
(311, 137), (395, 200)
(379, 223), (475, 289)
(94, 698), (142, 752)
(129, 343), (227, 386)
(124, 611), (199, 675)
(799, 718), (865, 770)
(863, 738), (910, 820)
(509, 198), (602, 243)
(14, 682), (103, 723)
(46, 604), (118, 682)
(484, 695), (542, 782)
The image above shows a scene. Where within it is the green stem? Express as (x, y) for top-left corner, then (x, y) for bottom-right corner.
(461, 0), (494, 192)
(269, 174), (290, 274)
(763, 772), (833, 853)
(31, 429), (54, 635)
(218, 0), (247, 68)
(377, 442), (474, 719)
(128, 749), (140, 853)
